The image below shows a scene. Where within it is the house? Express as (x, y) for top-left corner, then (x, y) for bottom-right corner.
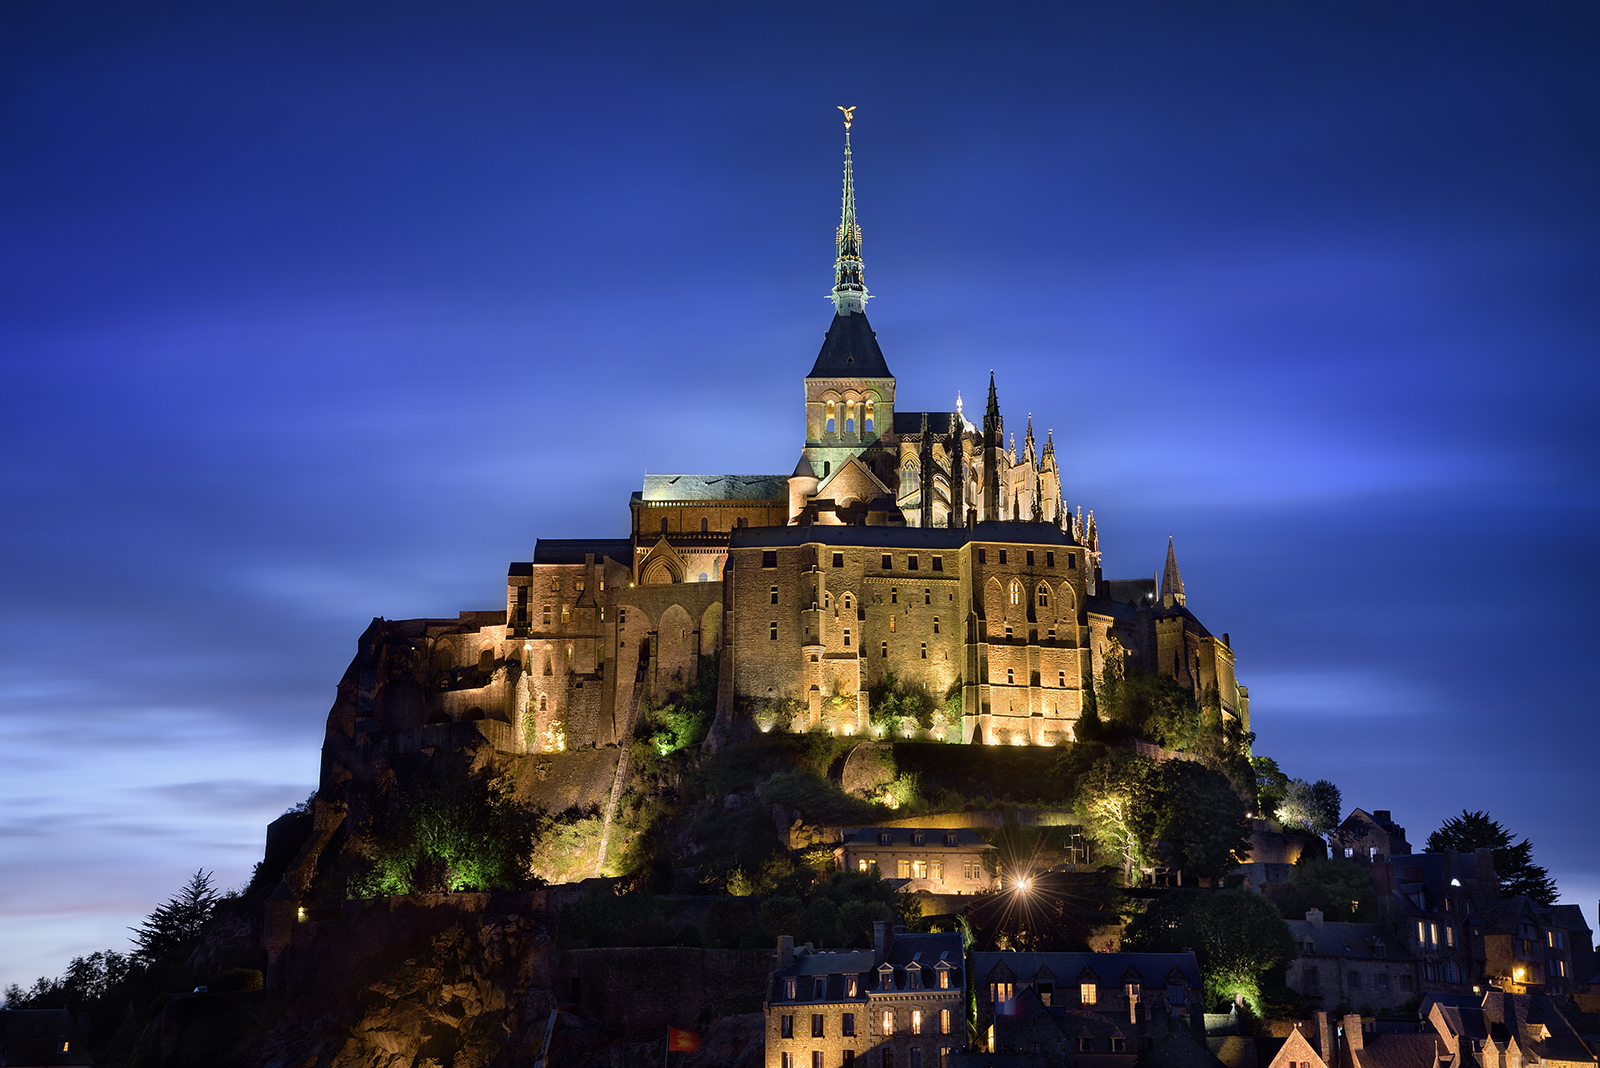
(1330, 811), (1411, 866)
(0, 1008), (92, 1066)
(1332, 1013), (1440, 1068)
(836, 828), (995, 895)
(1232, 819), (1326, 892)
(1425, 989), (1597, 1068)
(963, 950), (1205, 1065)
(764, 921), (965, 1068)
(1371, 850), (1490, 996)
(1476, 896), (1576, 996)
(1286, 910), (1418, 1013)
(1257, 1014), (1336, 1068)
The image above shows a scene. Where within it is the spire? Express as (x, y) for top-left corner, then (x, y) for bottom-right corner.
(1024, 415), (1036, 464)
(832, 106), (868, 314)
(982, 371), (1002, 447)
(1161, 536), (1186, 608)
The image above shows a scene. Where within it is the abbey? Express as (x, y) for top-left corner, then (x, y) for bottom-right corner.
(322, 121), (1247, 761)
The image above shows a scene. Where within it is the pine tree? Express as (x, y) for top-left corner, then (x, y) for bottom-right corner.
(1425, 810), (1557, 906)
(129, 869), (218, 966)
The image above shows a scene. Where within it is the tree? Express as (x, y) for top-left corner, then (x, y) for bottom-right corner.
(1251, 757), (1289, 820)
(1123, 888), (1296, 1013)
(129, 870), (218, 966)
(1276, 778), (1342, 836)
(1143, 760), (1253, 883)
(1075, 752), (1155, 881)
(1308, 781), (1342, 835)
(1425, 810), (1558, 905)
(1269, 857), (1377, 923)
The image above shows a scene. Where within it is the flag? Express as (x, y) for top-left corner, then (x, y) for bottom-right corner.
(668, 1026), (701, 1052)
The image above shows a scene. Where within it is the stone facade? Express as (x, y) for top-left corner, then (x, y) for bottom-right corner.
(834, 827), (995, 895)
(764, 923), (965, 1068)
(315, 123), (1248, 760)
(1284, 910), (1418, 1013)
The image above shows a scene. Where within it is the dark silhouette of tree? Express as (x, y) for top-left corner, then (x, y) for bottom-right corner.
(129, 869), (217, 966)
(1425, 810), (1557, 905)
(1307, 780), (1342, 835)
(1123, 888), (1295, 1012)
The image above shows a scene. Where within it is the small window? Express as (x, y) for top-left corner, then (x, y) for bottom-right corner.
(923, 588), (930, 604)
(813, 1014), (825, 1037)
(561, 606), (570, 624)
(999, 549), (1007, 564)
(1005, 626), (1013, 640)
(1348, 972), (1361, 989)
(763, 551), (778, 568)
(1080, 1038), (1093, 1052)
(1058, 670), (1066, 687)
(843, 1010), (856, 1035)
(891, 588), (898, 604)
(933, 617), (940, 634)
(1068, 554), (1076, 569)
(833, 552), (844, 568)
(1047, 628), (1055, 640)
(932, 555), (943, 572)
(945, 831), (957, 846)
(1112, 1038), (1127, 1052)
(977, 548), (986, 564)
(881, 641), (888, 658)
(782, 1013), (794, 1037)
(844, 629), (851, 647)
(920, 642), (927, 659)
(700, 517), (708, 533)
(907, 555), (918, 571)
(1007, 668), (1015, 684)
(882, 554), (892, 569)
(1046, 551), (1055, 567)
(543, 605), (552, 624)
(771, 585), (779, 604)
(1026, 550), (1034, 565)
(1377, 973), (1389, 991)
(770, 622), (778, 641)
(815, 978), (826, 1000)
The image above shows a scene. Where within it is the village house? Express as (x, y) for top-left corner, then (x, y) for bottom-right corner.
(835, 828), (995, 895)
(1285, 910), (1419, 1014)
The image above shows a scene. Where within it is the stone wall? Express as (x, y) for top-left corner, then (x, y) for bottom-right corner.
(560, 946), (774, 1037)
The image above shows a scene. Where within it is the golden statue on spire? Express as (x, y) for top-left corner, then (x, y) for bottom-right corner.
(837, 105), (856, 131)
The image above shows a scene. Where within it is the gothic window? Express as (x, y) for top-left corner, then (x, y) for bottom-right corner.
(865, 400), (875, 432)
(845, 402), (856, 435)
(826, 401), (836, 434)
(844, 593), (853, 609)
(1010, 582), (1021, 606)
(1037, 585), (1049, 607)
(700, 517), (708, 533)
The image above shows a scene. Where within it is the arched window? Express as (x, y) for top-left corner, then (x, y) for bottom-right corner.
(845, 402), (856, 434)
(1010, 582), (1021, 606)
(825, 401), (836, 434)
(843, 593), (853, 610)
(864, 400), (875, 433)
(1037, 585), (1049, 607)
(700, 517), (708, 533)
(660, 517), (668, 534)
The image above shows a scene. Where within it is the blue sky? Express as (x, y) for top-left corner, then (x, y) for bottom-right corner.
(3, 3), (1597, 987)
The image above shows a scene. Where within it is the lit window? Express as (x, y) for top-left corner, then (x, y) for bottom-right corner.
(1447, 926), (1455, 947)
(1417, 921), (1426, 944)
(898, 859), (910, 878)
(847, 977), (859, 998)
(990, 982), (1013, 1004)
(1080, 983), (1097, 1005)
(561, 606), (570, 624)
(912, 859), (928, 879)
(826, 401), (836, 433)
(890, 615), (896, 631)
(882, 641), (889, 658)
(882, 1009), (895, 1035)
(1010, 582), (1021, 605)
(1431, 923), (1439, 946)
(940, 971), (950, 991)
(912, 1009), (923, 1034)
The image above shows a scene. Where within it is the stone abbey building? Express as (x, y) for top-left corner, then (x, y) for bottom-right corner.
(325, 120), (1248, 760)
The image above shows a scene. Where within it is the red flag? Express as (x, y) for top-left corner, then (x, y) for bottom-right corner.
(668, 1026), (701, 1052)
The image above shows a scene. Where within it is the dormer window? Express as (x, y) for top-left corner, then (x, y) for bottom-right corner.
(879, 832), (892, 845)
(785, 977), (797, 1000)
(815, 977), (827, 1000)
(846, 975), (859, 998)
(1080, 983), (1097, 1006)
(908, 966), (922, 990)
(945, 832), (958, 847)
(912, 831), (925, 846)
(878, 964), (896, 990)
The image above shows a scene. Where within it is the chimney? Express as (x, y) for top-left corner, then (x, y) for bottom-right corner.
(777, 935), (794, 969)
(1307, 908), (1325, 927)
(1373, 811), (1390, 824)
(1342, 1014), (1364, 1053)
(873, 920), (890, 962)
(1474, 848), (1498, 892)
(1316, 1012), (1333, 1061)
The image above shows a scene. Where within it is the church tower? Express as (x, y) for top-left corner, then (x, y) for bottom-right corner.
(797, 108), (897, 522)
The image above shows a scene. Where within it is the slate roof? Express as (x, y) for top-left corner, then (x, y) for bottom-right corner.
(840, 826), (989, 849)
(1103, 578), (1158, 607)
(524, 539), (634, 566)
(1350, 1033), (1440, 1068)
(729, 520), (1079, 550)
(808, 309), (893, 379)
(1287, 919), (1413, 961)
(639, 474), (789, 502)
(973, 951), (1203, 992)
(893, 411), (963, 436)
(769, 930), (965, 1002)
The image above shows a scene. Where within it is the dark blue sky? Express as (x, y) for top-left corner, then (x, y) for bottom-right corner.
(3, 3), (1597, 986)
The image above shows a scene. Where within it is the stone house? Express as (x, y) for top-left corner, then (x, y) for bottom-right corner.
(835, 827), (995, 895)
(1476, 897), (1577, 997)
(764, 922), (965, 1068)
(1371, 851), (1487, 997)
(1426, 990), (1597, 1068)
(1232, 819), (1327, 891)
(967, 950), (1205, 1063)
(1285, 910), (1418, 1013)
(1330, 811), (1411, 866)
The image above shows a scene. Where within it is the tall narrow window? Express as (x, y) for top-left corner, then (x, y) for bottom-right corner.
(1010, 582), (1021, 605)
(660, 517), (668, 534)
(920, 642), (927, 659)
(882, 1009), (895, 1035)
(770, 622), (778, 641)
(933, 617), (940, 633)
(771, 585), (779, 604)
(864, 400), (875, 432)
(881, 641), (888, 658)
(1007, 668), (1015, 684)
(700, 517), (708, 533)
(1058, 670), (1066, 687)
(1037, 586), (1049, 607)
(826, 401), (836, 434)
(844, 629), (851, 647)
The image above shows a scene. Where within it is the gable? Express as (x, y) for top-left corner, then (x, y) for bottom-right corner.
(816, 454), (891, 506)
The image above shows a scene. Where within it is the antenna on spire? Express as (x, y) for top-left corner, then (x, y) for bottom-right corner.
(831, 107), (868, 314)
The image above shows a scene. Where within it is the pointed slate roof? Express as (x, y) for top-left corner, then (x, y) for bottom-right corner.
(1161, 536), (1186, 603)
(808, 308), (892, 378)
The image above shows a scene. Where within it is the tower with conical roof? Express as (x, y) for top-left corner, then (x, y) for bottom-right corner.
(797, 108), (897, 522)
(1161, 536), (1186, 608)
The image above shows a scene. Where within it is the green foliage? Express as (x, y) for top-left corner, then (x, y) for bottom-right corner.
(527, 807), (608, 884)
(1251, 757), (1289, 819)
(1095, 664), (1199, 751)
(1073, 750), (1251, 884)
(764, 770), (883, 825)
(1123, 888), (1296, 1013)
(130, 870), (218, 966)
(641, 654), (718, 756)
(1271, 857), (1377, 922)
(867, 671), (940, 738)
(1276, 778), (1342, 835)
(350, 757), (543, 896)
(1426, 810), (1558, 905)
